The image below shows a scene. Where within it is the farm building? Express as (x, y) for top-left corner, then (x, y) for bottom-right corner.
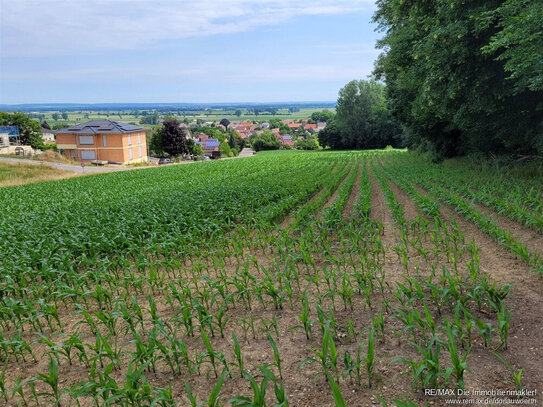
(55, 120), (147, 164)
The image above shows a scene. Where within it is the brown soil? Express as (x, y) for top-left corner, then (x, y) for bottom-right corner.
(342, 161), (362, 219)
(413, 185), (543, 394)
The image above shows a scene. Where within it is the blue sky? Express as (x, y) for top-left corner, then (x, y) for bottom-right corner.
(0, 0), (381, 104)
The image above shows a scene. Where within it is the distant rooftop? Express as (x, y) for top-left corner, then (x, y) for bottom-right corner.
(55, 120), (146, 135)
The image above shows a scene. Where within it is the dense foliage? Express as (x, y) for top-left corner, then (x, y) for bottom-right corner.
(373, 0), (543, 159)
(0, 112), (44, 149)
(250, 130), (282, 151)
(318, 80), (402, 150)
(310, 109), (335, 123)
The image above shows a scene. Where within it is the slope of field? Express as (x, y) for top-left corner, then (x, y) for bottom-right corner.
(0, 150), (541, 406)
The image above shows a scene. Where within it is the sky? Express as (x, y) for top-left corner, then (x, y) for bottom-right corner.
(0, 0), (381, 104)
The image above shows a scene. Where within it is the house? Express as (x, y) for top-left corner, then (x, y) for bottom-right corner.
(195, 134), (221, 158)
(55, 120), (147, 164)
(317, 122), (327, 131)
(281, 135), (293, 146)
(304, 123), (317, 132)
(277, 134), (293, 146)
(288, 123), (302, 130)
(41, 127), (55, 143)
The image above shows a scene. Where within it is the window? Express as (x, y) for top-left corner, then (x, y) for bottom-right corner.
(79, 135), (94, 145)
(81, 150), (95, 160)
(102, 135), (107, 147)
(138, 133), (141, 144)
(129, 148), (133, 160)
(128, 135), (132, 145)
(70, 150), (75, 158)
(138, 146), (142, 157)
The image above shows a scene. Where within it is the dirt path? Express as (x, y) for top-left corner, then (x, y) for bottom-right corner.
(342, 160), (362, 219)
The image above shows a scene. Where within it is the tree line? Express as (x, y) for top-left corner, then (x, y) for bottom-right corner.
(373, 0), (542, 160)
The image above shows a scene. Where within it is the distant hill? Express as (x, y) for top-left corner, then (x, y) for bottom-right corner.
(0, 102), (336, 112)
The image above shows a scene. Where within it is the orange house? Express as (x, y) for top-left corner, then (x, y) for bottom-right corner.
(55, 120), (148, 164)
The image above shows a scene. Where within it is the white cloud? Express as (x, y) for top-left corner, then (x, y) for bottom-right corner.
(0, 0), (375, 56)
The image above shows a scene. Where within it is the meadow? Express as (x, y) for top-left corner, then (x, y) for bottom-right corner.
(0, 150), (541, 406)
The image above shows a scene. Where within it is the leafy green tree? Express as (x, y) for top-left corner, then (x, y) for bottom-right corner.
(149, 127), (165, 157)
(373, 0), (543, 158)
(140, 112), (160, 125)
(482, 0), (543, 94)
(52, 113), (60, 121)
(0, 112), (44, 149)
(61, 112), (68, 120)
(318, 121), (343, 150)
(311, 109), (335, 123)
(250, 131), (281, 152)
(162, 119), (189, 157)
(235, 109), (242, 117)
(279, 123), (290, 135)
(318, 80), (401, 150)
(295, 136), (319, 150)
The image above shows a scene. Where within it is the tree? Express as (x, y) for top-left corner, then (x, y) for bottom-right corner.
(295, 136), (319, 150)
(311, 109), (335, 123)
(52, 113), (60, 121)
(373, 0), (543, 158)
(220, 118), (230, 131)
(61, 112), (68, 120)
(235, 110), (242, 117)
(482, 0), (543, 94)
(269, 108), (278, 116)
(162, 119), (189, 157)
(250, 131), (281, 152)
(318, 80), (401, 150)
(318, 121), (343, 149)
(0, 112), (44, 149)
(140, 112), (159, 125)
(148, 127), (165, 157)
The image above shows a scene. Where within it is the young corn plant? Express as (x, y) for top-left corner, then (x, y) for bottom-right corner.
(365, 328), (376, 388)
(35, 356), (61, 407)
(231, 332), (245, 378)
(298, 321), (336, 382)
(267, 333), (283, 380)
(492, 352), (524, 392)
(288, 293), (314, 340)
(497, 303), (511, 350)
(446, 323), (470, 389)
